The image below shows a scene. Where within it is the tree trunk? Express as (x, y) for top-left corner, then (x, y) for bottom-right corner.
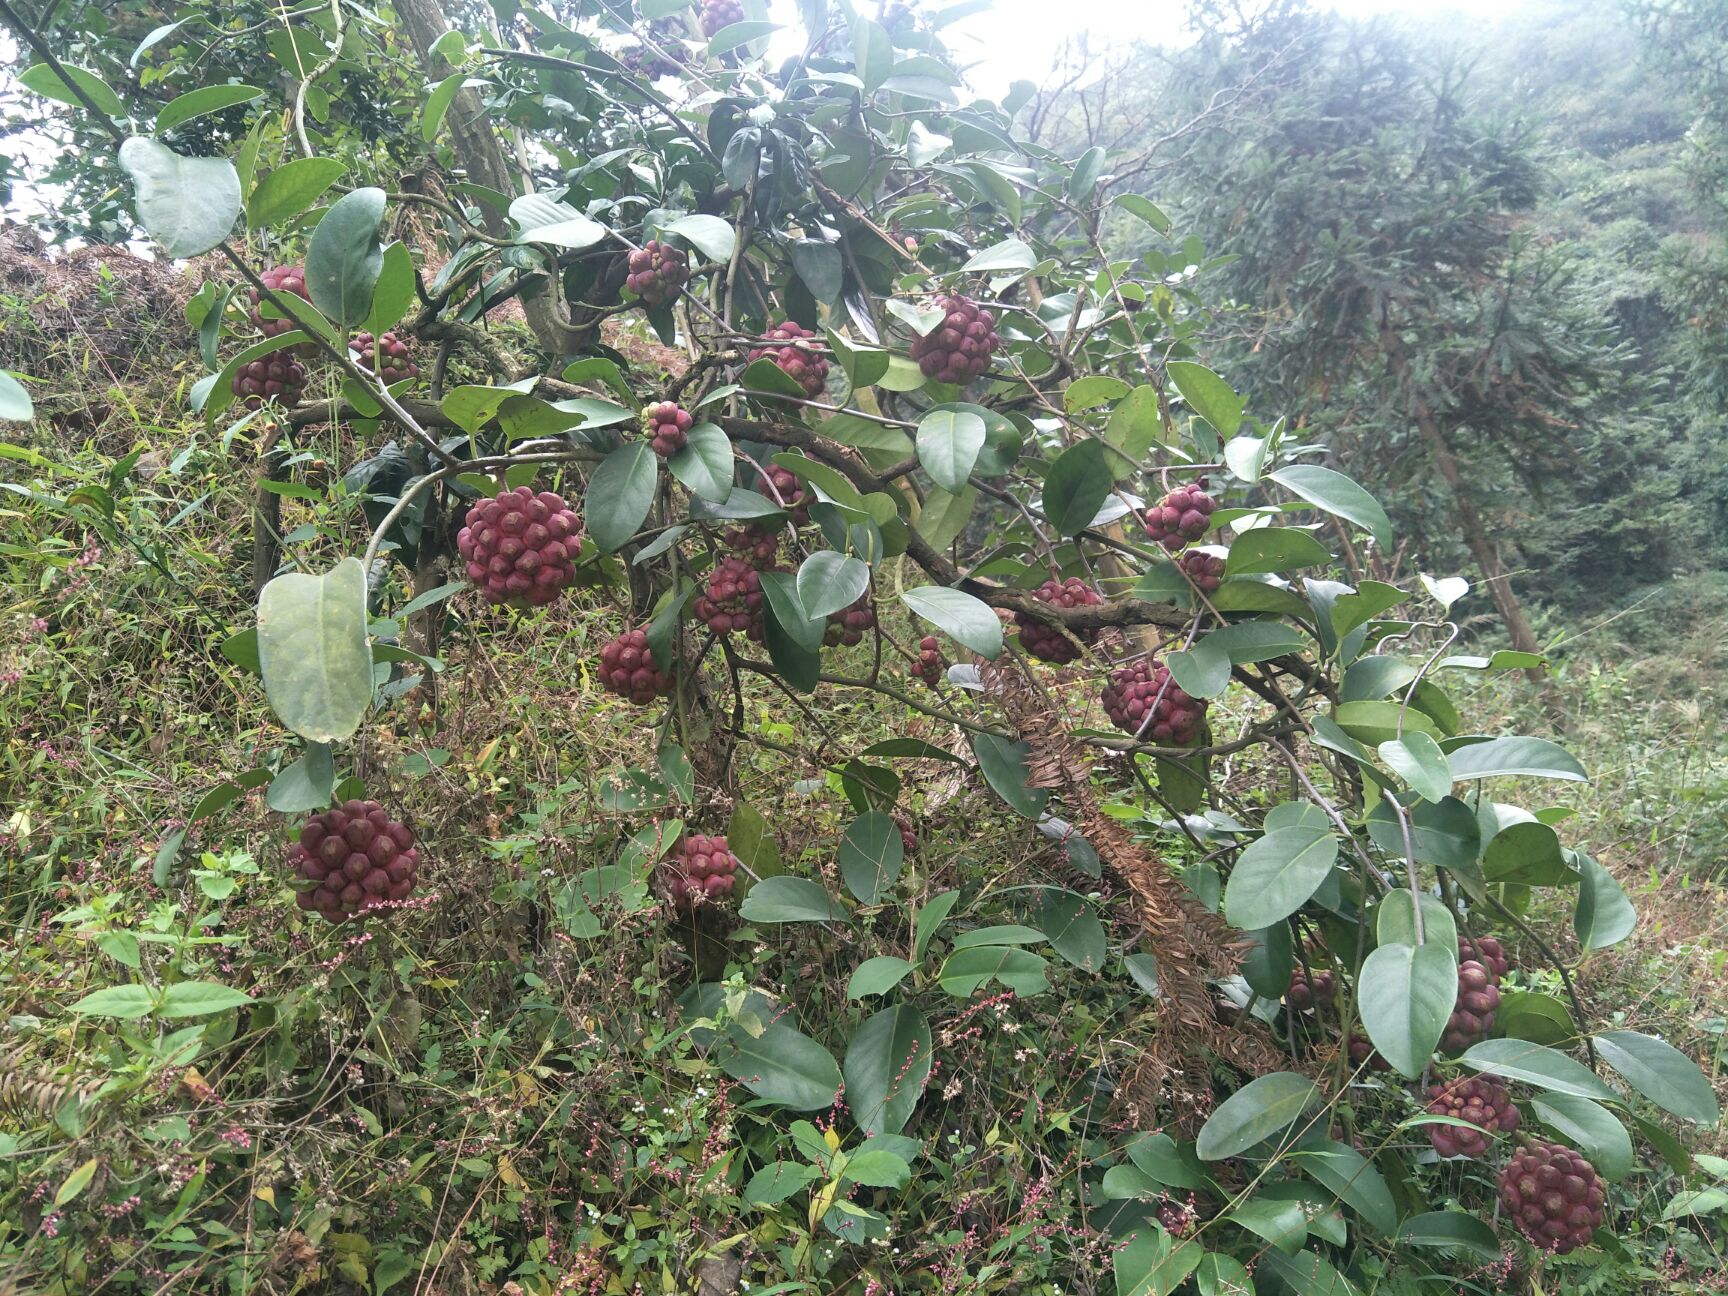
(393, 0), (566, 363)
(1380, 326), (1544, 671)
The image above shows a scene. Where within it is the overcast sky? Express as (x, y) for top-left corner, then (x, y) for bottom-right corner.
(925, 0), (1533, 96)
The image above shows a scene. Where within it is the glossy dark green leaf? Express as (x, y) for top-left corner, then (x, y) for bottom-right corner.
(843, 1004), (931, 1135)
(1595, 1030), (1720, 1123)
(1358, 942), (1456, 1077)
(916, 408), (986, 491)
(1223, 825), (1339, 930)
(585, 441), (658, 552)
(900, 586), (1002, 658)
(839, 810), (904, 905)
(1042, 439), (1113, 535)
(1269, 464), (1393, 549)
(971, 733), (1049, 819)
(305, 186), (386, 326)
(1196, 1072), (1322, 1160)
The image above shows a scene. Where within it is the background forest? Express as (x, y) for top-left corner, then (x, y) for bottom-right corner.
(3, 0), (1728, 1294)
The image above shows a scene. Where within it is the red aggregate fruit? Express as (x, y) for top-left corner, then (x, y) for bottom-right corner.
(288, 799), (420, 923)
(348, 330), (418, 385)
(824, 597), (875, 647)
(626, 240), (689, 307)
(1346, 1032), (1392, 1072)
(1286, 967), (1336, 1011)
(1181, 550), (1225, 594)
(1102, 658), (1206, 743)
(1441, 959), (1502, 1052)
(1499, 1141), (1605, 1255)
(249, 264), (316, 354)
(1142, 483), (1217, 551)
(664, 832), (741, 909)
(1426, 1075), (1519, 1158)
(912, 635), (945, 687)
(699, 0), (743, 35)
(723, 525), (780, 564)
(908, 294), (1000, 384)
(456, 486), (583, 608)
(642, 400), (693, 456)
(892, 811), (916, 856)
(231, 351), (307, 409)
(1460, 933), (1511, 980)
(757, 463), (812, 523)
(1015, 577), (1102, 664)
(695, 555), (768, 639)
(598, 628), (676, 704)
(748, 321), (829, 399)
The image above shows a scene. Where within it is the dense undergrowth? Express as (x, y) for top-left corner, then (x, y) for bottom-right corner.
(3, 278), (1728, 1294)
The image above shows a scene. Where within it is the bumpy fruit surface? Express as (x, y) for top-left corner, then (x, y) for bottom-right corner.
(1286, 967), (1336, 1011)
(1102, 658), (1206, 743)
(349, 330), (418, 385)
(231, 351), (307, 408)
(824, 597), (875, 647)
(1441, 959), (1501, 1052)
(699, 0), (743, 34)
(1142, 483), (1216, 551)
(695, 555), (767, 639)
(1346, 1032), (1391, 1072)
(748, 321), (829, 399)
(626, 240), (689, 307)
(912, 635), (945, 687)
(892, 811), (916, 856)
(724, 524), (780, 564)
(598, 628), (675, 705)
(457, 486), (582, 608)
(908, 294), (1000, 384)
(1181, 550), (1225, 594)
(757, 463), (812, 523)
(1015, 578), (1101, 664)
(1499, 1141), (1605, 1254)
(1426, 1075), (1519, 1158)
(1460, 934), (1511, 980)
(664, 833), (741, 909)
(249, 265), (315, 353)
(289, 800), (420, 923)
(642, 401), (693, 456)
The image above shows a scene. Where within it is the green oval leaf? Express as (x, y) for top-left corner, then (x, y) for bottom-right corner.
(21, 62), (124, 116)
(916, 408), (985, 492)
(156, 981), (255, 1019)
(666, 423), (733, 503)
(68, 984), (157, 1018)
(1223, 826), (1340, 931)
(256, 557), (373, 743)
(839, 810), (904, 905)
(970, 733), (1049, 819)
(847, 956), (915, 999)
(157, 84), (263, 133)
(665, 213), (737, 262)
(1445, 736), (1588, 783)
(1460, 1038), (1618, 1102)
(248, 155), (346, 230)
(1379, 733), (1453, 802)
(1531, 1093), (1635, 1181)
(0, 371), (34, 422)
(716, 1019), (841, 1110)
(737, 875), (850, 923)
(1268, 464), (1393, 550)
(306, 186), (386, 326)
(843, 1004), (932, 1136)
(1595, 1030), (1720, 1124)
(510, 192), (608, 249)
(1196, 1071), (1322, 1160)
(118, 136), (240, 258)
(586, 441), (659, 552)
(1574, 854), (1636, 950)
(797, 551), (870, 621)
(1358, 942), (1457, 1078)
(1042, 439), (1113, 536)
(900, 585), (1002, 658)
